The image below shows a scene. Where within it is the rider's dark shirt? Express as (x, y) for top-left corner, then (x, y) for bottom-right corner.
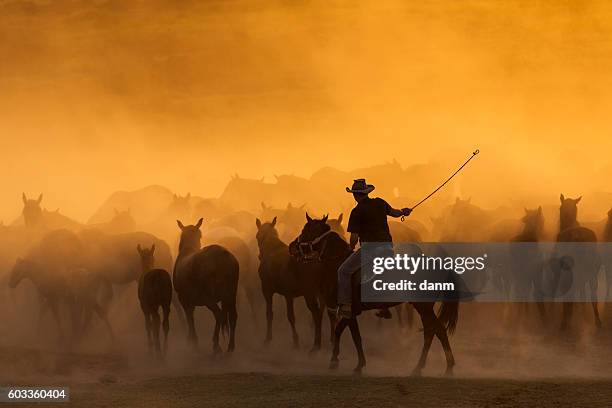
(347, 197), (393, 243)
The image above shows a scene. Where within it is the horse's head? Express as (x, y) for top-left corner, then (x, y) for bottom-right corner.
(136, 244), (155, 272)
(177, 218), (203, 253)
(8, 258), (31, 288)
(111, 208), (136, 232)
(169, 193), (192, 217)
(327, 213), (345, 237)
(255, 216), (278, 248)
(300, 213), (330, 242)
(559, 193), (581, 230)
(22, 193), (43, 228)
(522, 206), (544, 235)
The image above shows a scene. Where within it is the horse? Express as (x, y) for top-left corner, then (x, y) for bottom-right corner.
(293, 216), (459, 376)
(173, 218), (239, 352)
(507, 207), (547, 324)
(256, 216), (325, 350)
(8, 229), (114, 344)
(21, 193), (44, 230)
(556, 194), (601, 330)
(137, 244), (172, 357)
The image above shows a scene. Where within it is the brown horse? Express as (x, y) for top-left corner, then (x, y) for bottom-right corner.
(137, 244), (172, 357)
(556, 194), (601, 330)
(293, 216), (458, 376)
(174, 218), (239, 352)
(256, 216), (325, 350)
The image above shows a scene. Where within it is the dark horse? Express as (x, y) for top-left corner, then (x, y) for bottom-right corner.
(556, 194), (601, 330)
(173, 218), (239, 352)
(256, 216), (325, 351)
(293, 216), (459, 376)
(137, 244), (172, 357)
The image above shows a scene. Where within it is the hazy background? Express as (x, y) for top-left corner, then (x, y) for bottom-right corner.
(1, 0), (612, 221)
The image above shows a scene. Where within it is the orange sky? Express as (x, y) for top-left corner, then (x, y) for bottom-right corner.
(1, 0), (611, 221)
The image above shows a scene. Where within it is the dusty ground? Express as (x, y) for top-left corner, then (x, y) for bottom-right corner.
(2, 373), (611, 408)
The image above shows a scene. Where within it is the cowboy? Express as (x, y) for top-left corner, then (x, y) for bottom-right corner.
(337, 178), (412, 318)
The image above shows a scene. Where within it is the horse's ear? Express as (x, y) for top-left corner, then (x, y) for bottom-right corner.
(37, 194), (43, 204)
(537, 206), (543, 213)
(560, 193), (565, 203)
(186, 192), (191, 199)
(177, 220), (185, 230)
(306, 212), (313, 222)
(22, 193), (27, 204)
(261, 202), (267, 210)
(524, 208), (529, 214)
(255, 218), (262, 229)
(322, 214), (329, 223)
(272, 216), (277, 227)
(299, 203), (306, 210)
(195, 218), (203, 229)
(137, 244), (142, 254)
(338, 213), (343, 223)
(151, 244), (155, 254)
(575, 196), (582, 204)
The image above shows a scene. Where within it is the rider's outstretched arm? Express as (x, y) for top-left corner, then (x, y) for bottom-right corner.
(388, 207), (412, 218)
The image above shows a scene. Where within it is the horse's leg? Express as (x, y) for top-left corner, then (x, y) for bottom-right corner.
(207, 303), (223, 354)
(264, 291), (273, 345)
(184, 304), (198, 347)
(330, 318), (349, 369)
(589, 278), (602, 328)
(412, 303), (435, 377)
(327, 308), (337, 344)
(92, 303), (115, 345)
(144, 310), (153, 352)
(151, 308), (161, 356)
(244, 285), (258, 325)
(305, 295), (322, 352)
(431, 310), (456, 376)
(162, 304), (170, 356)
(348, 317), (366, 374)
(171, 294), (186, 329)
(36, 297), (49, 336)
(285, 296), (299, 348)
(49, 300), (64, 344)
(225, 301), (238, 352)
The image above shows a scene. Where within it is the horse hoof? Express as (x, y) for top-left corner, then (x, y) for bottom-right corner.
(411, 368), (422, 377)
(353, 366), (363, 376)
(595, 320), (603, 329)
(309, 346), (320, 354)
(445, 367), (454, 377)
(329, 360), (339, 370)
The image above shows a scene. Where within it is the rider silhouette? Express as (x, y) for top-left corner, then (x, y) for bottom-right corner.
(337, 179), (412, 318)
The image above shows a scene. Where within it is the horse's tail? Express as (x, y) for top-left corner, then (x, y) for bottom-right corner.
(437, 301), (459, 335)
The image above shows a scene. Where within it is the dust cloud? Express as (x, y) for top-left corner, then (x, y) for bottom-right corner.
(0, 0), (611, 387)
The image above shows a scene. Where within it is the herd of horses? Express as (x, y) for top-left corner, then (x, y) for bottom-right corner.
(3, 192), (612, 376)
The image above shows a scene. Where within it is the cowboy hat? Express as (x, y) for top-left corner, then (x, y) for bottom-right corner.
(346, 178), (375, 194)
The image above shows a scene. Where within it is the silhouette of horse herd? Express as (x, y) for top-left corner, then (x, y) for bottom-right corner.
(2, 191), (612, 376)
